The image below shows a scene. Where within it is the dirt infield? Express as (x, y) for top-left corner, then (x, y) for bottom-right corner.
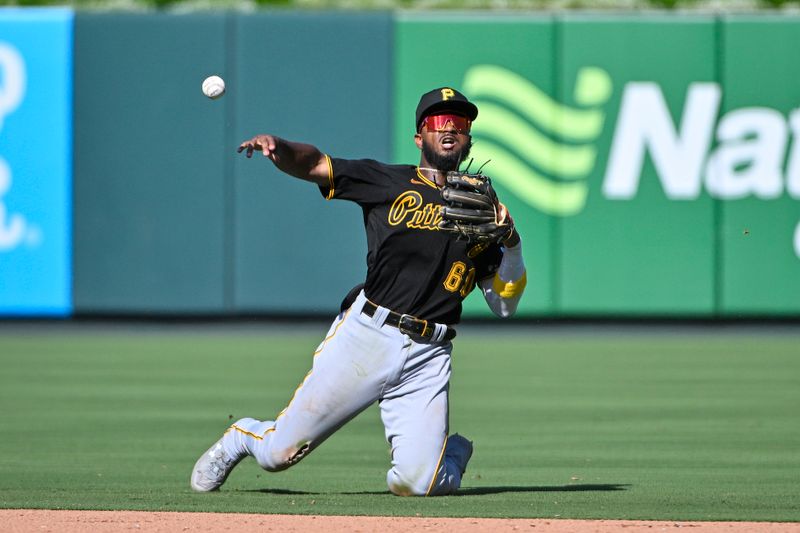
(3, 510), (799, 533)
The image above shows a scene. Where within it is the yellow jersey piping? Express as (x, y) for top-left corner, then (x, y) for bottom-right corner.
(324, 154), (334, 200)
(273, 308), (350, 424)
(425, 435), (449, 496)
(276, 369), (313, 422)
(227, 423), (275, 441)
(313, 307), (350, 356)
(416, 168), (440, 190)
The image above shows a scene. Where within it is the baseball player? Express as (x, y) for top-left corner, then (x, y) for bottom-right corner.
(190, 87), (527, 496)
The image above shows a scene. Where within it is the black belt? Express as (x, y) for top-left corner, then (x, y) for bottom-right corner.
(361, 300), (457, 342)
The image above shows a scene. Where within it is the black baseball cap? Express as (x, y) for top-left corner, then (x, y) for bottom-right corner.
(415, 87), (479, 131)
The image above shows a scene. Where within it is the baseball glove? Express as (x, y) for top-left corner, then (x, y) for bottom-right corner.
(439, 171), (514, 243)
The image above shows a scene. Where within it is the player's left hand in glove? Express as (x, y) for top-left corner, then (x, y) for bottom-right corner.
(438, 171), (515, 244)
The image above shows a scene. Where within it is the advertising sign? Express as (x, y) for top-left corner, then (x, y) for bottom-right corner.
(395, 16), (800, 317)
(0, 9), (73, 316)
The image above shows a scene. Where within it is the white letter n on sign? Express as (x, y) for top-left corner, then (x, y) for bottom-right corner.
(603, 82), (721, 200)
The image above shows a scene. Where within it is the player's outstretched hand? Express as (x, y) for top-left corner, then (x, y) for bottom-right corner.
(238, 134), (278, 160)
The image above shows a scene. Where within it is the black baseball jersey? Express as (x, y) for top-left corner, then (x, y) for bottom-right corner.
(319, 157), (503, 325)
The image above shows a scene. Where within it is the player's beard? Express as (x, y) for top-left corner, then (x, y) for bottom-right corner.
(422, 137), (472, 172)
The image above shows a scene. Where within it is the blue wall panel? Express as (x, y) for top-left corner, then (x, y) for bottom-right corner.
(0, 9), (73, 316)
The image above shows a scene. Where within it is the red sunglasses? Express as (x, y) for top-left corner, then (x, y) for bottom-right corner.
(419, 113), (472, 134)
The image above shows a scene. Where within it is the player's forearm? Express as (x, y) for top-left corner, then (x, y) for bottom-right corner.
(270, 138), (330, 185)
(239, 134), (329, 186)
(481, 241), (527, 318)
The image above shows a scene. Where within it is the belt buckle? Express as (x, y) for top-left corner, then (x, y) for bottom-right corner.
(397, 314), (417, 336)
(398, 314), (431, 339)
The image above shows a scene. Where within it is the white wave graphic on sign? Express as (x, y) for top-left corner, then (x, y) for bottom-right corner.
(463, 65), (611, 216)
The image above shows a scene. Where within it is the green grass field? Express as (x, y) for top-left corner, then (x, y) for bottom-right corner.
(0, 324), (798, 522)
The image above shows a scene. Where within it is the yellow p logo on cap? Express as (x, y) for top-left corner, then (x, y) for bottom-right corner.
(440, 88), (455, 100)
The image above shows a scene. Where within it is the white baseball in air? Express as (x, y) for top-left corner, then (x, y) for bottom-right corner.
(202, 75), (225, 99)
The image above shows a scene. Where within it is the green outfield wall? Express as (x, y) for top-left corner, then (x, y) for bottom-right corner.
(5, 11), (800, 317)
(71, 13), (391, 314)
